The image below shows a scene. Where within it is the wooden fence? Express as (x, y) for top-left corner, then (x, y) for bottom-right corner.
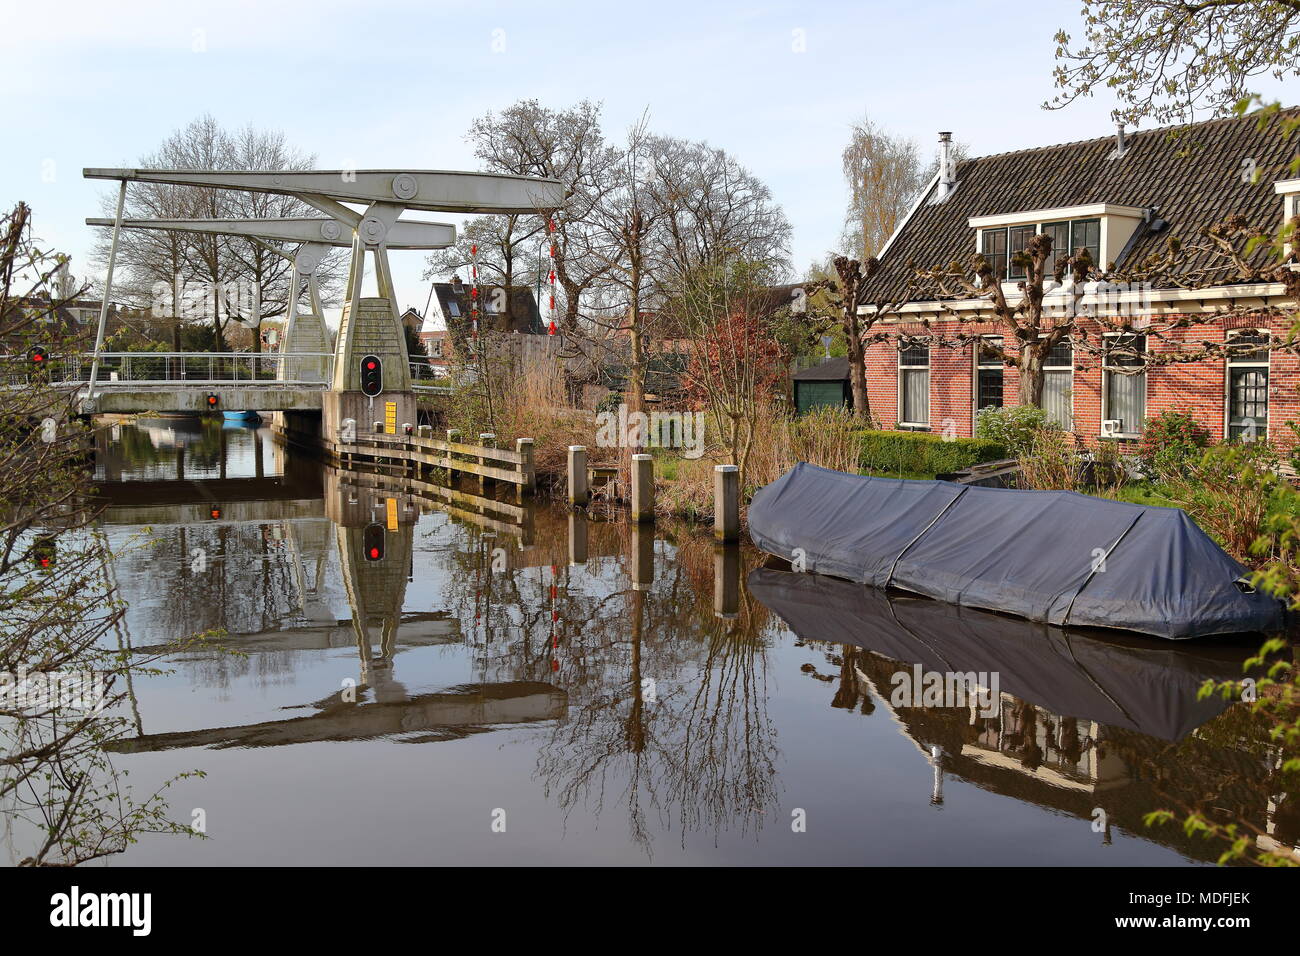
(337, 428), (535, 494)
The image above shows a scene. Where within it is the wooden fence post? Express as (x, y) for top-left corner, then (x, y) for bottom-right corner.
(568, 445), (588, 507)
(714, 464), (739, 541)
(631, 453), (654, 522)
(446, 428), (460, 484)
(478, 433), (495, 494)
(516, 438), (535, 498)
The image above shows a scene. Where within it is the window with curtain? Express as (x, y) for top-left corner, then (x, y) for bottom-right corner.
(976, 336), (1003, 410)
(1103, 334), (1146, 435)
(1227, 332), (1269, 441)
(899, 344), (930, 426)
(1042, 338), (1073, 428)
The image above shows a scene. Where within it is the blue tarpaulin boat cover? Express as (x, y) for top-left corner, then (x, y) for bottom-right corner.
(747, 463), (1286, 639)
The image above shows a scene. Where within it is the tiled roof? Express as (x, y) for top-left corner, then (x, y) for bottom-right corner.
(431, 282), (541, 333)
(793, 356), (850, 381)
(860, 108), (1300, 303)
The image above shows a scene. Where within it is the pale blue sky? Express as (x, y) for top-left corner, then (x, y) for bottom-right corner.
(7, 0), (1300, 323)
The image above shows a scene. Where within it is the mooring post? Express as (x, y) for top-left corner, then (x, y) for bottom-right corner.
(446, 428), (460, 485)
(417, 424), (432, 438)
(713, 542), (740, 620)
(714, 464), (739, 541)
(632, 523), (655, 590)
(631, 453), (654, 522)
(568, 511), (588, 565)
(568, 445), (588, 507)
(516, 437), (535, 499)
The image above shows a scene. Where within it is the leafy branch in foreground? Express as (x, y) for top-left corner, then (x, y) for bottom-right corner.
(0, 202), (203, 865)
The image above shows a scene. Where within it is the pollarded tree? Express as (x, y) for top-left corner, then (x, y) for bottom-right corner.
(463, 99), (620, 334)
(886, 218), (1300, 410)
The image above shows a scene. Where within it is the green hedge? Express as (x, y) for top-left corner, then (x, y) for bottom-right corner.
(859, 429), (1007, 478)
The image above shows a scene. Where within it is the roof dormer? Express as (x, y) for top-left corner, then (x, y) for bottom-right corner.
(968, 203), (1148, 282)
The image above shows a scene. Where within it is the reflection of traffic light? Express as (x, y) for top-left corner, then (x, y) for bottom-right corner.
(363, 522), (386, 562)
(27, 346), (49, 373)
(360, 354), (383, 397)
(205, 393), (219, 410)
(32, 537), (56, 570)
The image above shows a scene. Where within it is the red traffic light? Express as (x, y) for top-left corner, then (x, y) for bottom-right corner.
(360, 354), (383, 397)
(363, 522), (385, 562)
(206, 393), (219, 408)
(32, 537), (56, 570)
(209, 508), (221, 519)
(27, 346), (49, 367)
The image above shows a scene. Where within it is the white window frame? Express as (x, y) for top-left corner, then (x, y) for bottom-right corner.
(1225, 329), (1270, 441)
(898, 343), (930, 428)
(1101, 331), (1147, 439)
(977, 217), (1103, 280)
(973, 334), (1003, 420)
(1042, 337), (1074, 429)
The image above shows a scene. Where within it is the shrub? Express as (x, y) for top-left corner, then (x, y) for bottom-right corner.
(1019, 427), (1084, 491)
(1088, 437), (1131, 497)
(975, 405), (1058, 457)
(1138, 410), (1210, 480)
(1160, 442), (1290, 565)
(860, 429), (1007, 478)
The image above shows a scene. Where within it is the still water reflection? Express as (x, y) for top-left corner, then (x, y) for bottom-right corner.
(66, 418), (1298, 865)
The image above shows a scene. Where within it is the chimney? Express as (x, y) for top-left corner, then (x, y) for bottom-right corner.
(935, 132), (955, 202)
(1112, 123), (1128, 159)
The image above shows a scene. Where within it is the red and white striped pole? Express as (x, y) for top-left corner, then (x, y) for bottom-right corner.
(470, 242), (480, 340)
(546, 217), (558, 336)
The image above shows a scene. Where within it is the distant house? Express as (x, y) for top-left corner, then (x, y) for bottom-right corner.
(793, 357), (852, 414)
(424, 280), (543, 335)
(399, 307), (424, 336)
(0, 296), (113, 352)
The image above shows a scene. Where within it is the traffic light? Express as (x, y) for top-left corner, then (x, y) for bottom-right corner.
(27, 346), (49, 373)
(31, 536), (56, 570)
(205, 393), (220, 410)
(209, 507), (222, 520)
(360, 354), (383, 397)
(362, 522), (386, 562)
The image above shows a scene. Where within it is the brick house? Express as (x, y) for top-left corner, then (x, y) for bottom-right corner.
(857, 111), (1300, 452)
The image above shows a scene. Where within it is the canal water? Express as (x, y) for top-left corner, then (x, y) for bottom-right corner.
(57, 418), (1295, 865)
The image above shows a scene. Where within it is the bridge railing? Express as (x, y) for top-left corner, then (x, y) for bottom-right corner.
(1, 352), (335, 386)
(409, 360), (452, 395)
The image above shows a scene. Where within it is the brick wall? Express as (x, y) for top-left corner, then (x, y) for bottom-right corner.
(861, 312), (1299, 452)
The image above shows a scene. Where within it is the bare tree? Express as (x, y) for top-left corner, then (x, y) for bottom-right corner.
(223, 124), (344, 352)
(463, 99), (620, 333)
(94, 114), (341, 352)
(840, 117), (925, 261)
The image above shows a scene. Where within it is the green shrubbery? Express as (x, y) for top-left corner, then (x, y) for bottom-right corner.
(974, 405), (1058, 457)
(1138, 410), (1211, 479)
(859, 429), (1007, 478)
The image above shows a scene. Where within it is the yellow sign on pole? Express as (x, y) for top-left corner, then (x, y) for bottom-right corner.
(385, 497), (398, 531)
(384, 401), (397, 435)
